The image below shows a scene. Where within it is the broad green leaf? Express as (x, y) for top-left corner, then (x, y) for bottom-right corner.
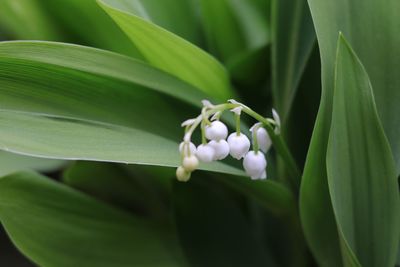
(300, 0), (400, 265)
(63, 161), (170, 220)
(271, 0), (315, 121)
(35, 0), (143, 58)
(0, 171), (181, 267)
(0, 0), (61, 40)
(326, 34), (400, 267)
(0, 41), (243, 176)
(98, 0), (232, 100)
(0, 151), (64, 177)
(172, 175), (275, 267)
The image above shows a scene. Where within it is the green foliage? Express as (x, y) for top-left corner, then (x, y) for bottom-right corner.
(327, 35), (400, 266)
(0, 0), (399, 266)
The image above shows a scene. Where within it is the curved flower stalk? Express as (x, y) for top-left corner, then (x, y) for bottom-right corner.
(176, 100), (301, 189)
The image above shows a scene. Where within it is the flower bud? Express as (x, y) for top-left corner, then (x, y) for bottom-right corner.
(196, 144), (215, 162)
(254, 127), (272, 153)
(176, 166), (191, 182)
(209, 140), (230, 160)
(243, 151), (267, 180)
(179, 142), (197, 156)
(205, 121), (228, 141)
(182, 155), (199, 172)
(227, 133), (250, 159)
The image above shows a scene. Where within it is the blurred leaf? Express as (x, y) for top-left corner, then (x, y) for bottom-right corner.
(199, 0), (269, 65)
(300, 0), (400, 265)
(271, 0), (315, 121)
(172, 176), (276, 267)
(36, 0), (143, 58)
(63, 161), (169, 219)
(0, 0), (61, 40)
(217, 175), (295, 217)
(99, 0), (232, 100)
(0, 171), (182, 267)
(100, 0), (202, 45)
(227, 0), (269, 49)
(326, 34), (400, 267)
(0, 151), (64, 177)
(199, 0), (246, 62)
(0, 41), (243, 176)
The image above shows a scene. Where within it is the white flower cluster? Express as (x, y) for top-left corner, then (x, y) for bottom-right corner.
(176, 100), (280, 182)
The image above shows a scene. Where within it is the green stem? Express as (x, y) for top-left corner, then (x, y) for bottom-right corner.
(235, 113), (241, 136)
(252, 127), (259, 153)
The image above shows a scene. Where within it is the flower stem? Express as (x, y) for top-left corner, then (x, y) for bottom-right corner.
(235, 113), (241, 136)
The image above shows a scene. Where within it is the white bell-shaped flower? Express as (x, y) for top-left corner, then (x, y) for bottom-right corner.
(182, 155), (199, 172)
(209, 140), (230, 160)
(243, 151), (267, 180)
(196, 144), (215, 162)
(179, 142), (197, 156)
(205, 121), (228, 141)
(176, 166), (191, 182)
(227, 133), (250, 159)
(250, 125), (272, 153)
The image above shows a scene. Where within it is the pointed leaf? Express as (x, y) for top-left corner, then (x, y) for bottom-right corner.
(98, 0), (232, 100)
(326, 35), (400, 267)
(300, 0), (400, 265)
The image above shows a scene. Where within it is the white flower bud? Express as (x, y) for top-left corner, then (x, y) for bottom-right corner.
(250, 125), (272, 153)
(176, 166), (191, 182)
(227, 133), (250, 159)
(209, 140), (230, 160)
(196, 144), (215, 162)
(179, 142), (197, 156)
(182, 155), (199, 172)
(243, 151), (267, 180)
(205, 121), (228, 141)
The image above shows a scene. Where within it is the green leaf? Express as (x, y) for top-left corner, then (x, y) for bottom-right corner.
(0, 0), (61, 40)
(98, 0), (232, 100)
(0, 151), (64, 177)
(0, 41), (243, 176)
(0, 171), (181, 267)
(300, 0), (400, 265)
(326, 34), (400, 267)
(172, 176), (275, 267)
(271, 0), (315, 121)
(63, 161), (170, 220)
(35, 0), (143, 58)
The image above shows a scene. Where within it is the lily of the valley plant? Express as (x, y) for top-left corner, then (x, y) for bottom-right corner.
(0, 0), (399, 267)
